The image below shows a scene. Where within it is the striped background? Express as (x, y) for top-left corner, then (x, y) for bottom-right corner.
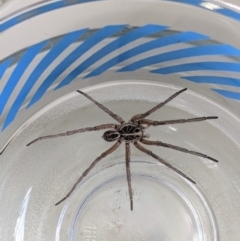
(1, 0), (240, 132)
(1, 0), (240, 32)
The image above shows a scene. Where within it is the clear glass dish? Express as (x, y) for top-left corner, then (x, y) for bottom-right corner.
(1, 0), (240, 240)
(0, 81), (239, 241)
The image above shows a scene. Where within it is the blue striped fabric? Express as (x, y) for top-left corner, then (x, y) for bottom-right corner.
(1, 0), (240, 33)
(2, 29), (87, 130)
(0, 40), (48, 115)
(0, 58), (13, 79)
(183, 76), (240, 87)
(171, 0), (240, 21)
(118, 45), (240, 72)
(0, 0), (99, 32)
(56, 24), (167, 89)
(27, 25), (125, 109)
(212, 89), (240, 100)
(1, 24), (240, 131)
(150, 62), (240, 74)
(85, 32), (209, 78)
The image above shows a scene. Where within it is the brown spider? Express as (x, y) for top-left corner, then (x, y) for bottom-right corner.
(27, 88), (218, 210)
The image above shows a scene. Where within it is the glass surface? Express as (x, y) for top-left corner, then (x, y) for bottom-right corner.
(0, 81), (240, 240)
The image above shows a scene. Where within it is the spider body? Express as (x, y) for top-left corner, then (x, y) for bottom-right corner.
(103, 123), (144, 143)
(25, 88), (219, 210)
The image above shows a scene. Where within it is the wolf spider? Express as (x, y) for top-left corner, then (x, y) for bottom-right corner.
(27, 88), (218, 210)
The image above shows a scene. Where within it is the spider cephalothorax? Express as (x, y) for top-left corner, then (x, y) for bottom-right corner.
(26, 88), (219, 210)
(103, 123), (144, 143)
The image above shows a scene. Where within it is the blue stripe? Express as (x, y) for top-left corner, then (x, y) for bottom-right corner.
(54, 25), (126, 90)
(0, 1), (64, 32)
(0, 40), (47, 116)
(212, 89), (240, 100)
(150, 62), (240, 75)
(0, 0), (99, 32)
(2, 30), (85, 130)
(28, 25), (125, 107)
(171, 0), (240, 21)
(0, 58), (13, 79)
(217, 8), (240, 21)
(1, 0), (240, 33)
(171, 0), (202, 7)
(171, 0), (202, 4)
(25, 29), (86, 108)
(85, 31), (209, 78)
(183, 76), (240, 87)
(0, 17), (18, 32)
(118, 44), (240, 72)
(56, 24), (167, 88)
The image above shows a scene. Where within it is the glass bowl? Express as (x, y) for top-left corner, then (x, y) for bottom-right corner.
(1, 81), (240, 240)
(1, 1), (240, 240)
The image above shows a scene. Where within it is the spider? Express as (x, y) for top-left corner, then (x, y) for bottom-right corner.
(27, 88), (218, 210)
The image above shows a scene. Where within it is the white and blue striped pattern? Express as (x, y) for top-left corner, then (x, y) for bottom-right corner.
(1, 24), (240, 131)
(1, 0), (240, 32)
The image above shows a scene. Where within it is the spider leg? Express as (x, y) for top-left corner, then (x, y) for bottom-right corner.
(27, 124), (117, 146)
(134, 142), (196, 184)
(125, 143), (133, 211)
(139, 116), (218, 126)
(131, 88), (187, 122)
(55, 140), (122, 206)
(77, 90), (125, 124)
(141, 139), (218, 162)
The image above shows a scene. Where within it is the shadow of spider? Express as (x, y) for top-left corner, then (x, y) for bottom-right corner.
(27, 88), (218, 210)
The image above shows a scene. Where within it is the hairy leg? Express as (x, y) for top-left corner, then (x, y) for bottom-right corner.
(134, 142), (196, 184)
(125, 143), (133, 211)
(139, 116), (217, 126)
(55, 140), (122, 206)
(131, 88), (187, 122)
(27, 124), (117, 146)
(77, 90), (125, 124)
(141, 139), (218, 162)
